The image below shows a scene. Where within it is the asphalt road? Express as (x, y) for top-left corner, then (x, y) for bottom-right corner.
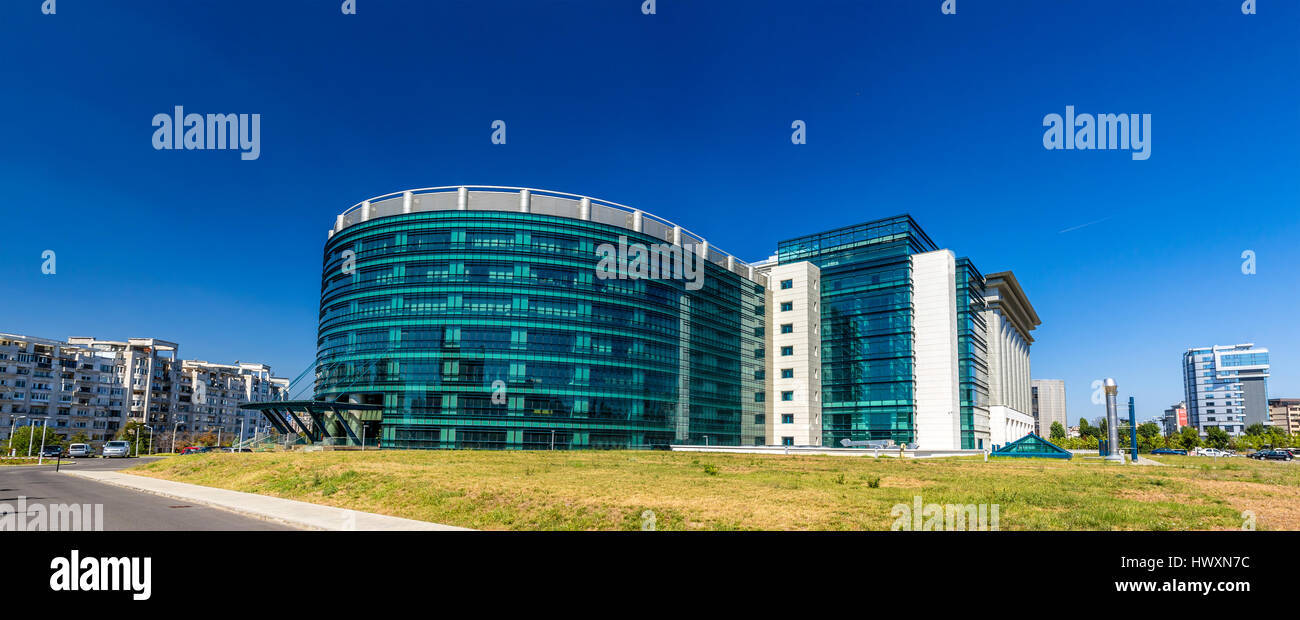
(0, 457), (294, 530)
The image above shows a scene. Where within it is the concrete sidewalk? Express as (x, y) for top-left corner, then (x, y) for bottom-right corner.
(64, 470), (472, 531)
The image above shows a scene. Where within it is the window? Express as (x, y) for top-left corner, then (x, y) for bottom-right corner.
(782, 436), (794, 446)
(781, 368), (794, 379)
(754, 437), (765, 446)
(754, 414), (765, 425)
(754, 370), (765, 380)
(780, 324), (793, 334)
(780, 346), (793, 356)
(780, 279), (793, 289)
(781, 391), (794, 401)
(754, 392), (765, 403)
(781, 414), (794, 424)
(780, 302), (793, 312)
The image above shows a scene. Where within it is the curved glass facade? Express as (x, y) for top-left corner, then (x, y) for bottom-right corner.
(316, 205), (765, 450)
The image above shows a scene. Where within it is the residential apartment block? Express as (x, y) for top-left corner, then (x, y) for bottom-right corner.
(1269, 398), (1300, 436)
(0, 333), (289, 447)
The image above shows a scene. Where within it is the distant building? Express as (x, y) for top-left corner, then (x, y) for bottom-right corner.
(1031, 379), (1067, 437)
(1067, 425), (1080, 438)
(1269, 398), (1300, 435)
(0, 333), (288, 447)
(1182, 344), (1269, 437)
(1162, 401), (1188, 436)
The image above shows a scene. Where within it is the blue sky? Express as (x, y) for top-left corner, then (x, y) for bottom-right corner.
(0, 0), (1295, 422)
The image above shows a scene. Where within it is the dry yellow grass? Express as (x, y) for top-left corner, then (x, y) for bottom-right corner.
(128, 450), (1300, 530)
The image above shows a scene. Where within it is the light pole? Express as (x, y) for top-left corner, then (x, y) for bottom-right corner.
(239, 416), (246, 450)
(171, 421), (181, 453)
(36, 417), (49, 465)
(8, 415), (26, 456)
(28, 418), (44, 457)
(143, 425), (154, 456)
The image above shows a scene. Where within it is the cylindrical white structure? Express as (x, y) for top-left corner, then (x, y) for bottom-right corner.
(1104, 378), (1123, 462)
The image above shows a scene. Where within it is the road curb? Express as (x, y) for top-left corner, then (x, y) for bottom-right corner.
(62, 470), (472, 531)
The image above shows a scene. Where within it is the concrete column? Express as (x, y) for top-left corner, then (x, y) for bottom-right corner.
(361, 200), (371, 222)
(457, 187), (469, 210)
(519, 189), (531, 213)
(402, 191), (413, 214)
(672, 225), (682, 245)
(699, 241), (710, 261)
(335, 214), (345, 231)
(632, 210), (643, 232)
(579, 197), (591, 220)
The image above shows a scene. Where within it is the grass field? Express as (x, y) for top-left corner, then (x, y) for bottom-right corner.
(128, 450), (1300, 531)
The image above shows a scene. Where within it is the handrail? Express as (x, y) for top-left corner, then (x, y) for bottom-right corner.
(331, 186), (762, 280)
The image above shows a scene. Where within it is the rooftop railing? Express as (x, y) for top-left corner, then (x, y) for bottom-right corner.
(330, 186), (765, 284)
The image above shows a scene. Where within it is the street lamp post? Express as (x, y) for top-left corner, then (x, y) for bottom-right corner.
(8, 415), (26, 457)
(171, 422), (181, 454)
(28, 418), (43, 457)
(143, 425), (154, 456)
(36, 418), (49, 465)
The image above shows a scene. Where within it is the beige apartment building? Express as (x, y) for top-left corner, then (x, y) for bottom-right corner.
(1, 333), (289, 448)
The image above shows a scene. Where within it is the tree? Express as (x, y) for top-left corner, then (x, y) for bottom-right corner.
(115, 420), (156, 455)
(1078, 417), (1097, 439)
(5, 425), (64, 456)
(1245, 423), (1269, 437)
(1177, 426), (1202, 450)
(67, 430), (92, 445)
(1137, 422), (1161, 440)
(1049, 421), (1066, 441)
(1205, 426), (1230, 450)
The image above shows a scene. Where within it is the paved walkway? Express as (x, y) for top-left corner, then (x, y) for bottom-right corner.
(63, 470), (472, 531)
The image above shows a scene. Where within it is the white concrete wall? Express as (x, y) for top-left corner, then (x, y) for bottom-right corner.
(765, 261), (823, 446)
(989, 405), (1035, 446)
(912, 250), (961, 450)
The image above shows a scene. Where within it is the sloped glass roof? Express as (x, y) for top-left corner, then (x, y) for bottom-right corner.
(991, 433), (1072, 459)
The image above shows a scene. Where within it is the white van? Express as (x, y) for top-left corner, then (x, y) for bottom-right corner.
(67, 443), (93, 458)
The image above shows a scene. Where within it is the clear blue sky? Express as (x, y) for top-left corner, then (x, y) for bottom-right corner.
(0, 1), (1295, 422)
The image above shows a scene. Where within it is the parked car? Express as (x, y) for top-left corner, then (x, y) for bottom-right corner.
(1198, 448), (1229, 457)
(222, 447), (252, 453)
(179, 446), (213, 455)
(101, 441), (132, 458)
(39, 444), (62, 458)
(1150, 448), (1187, 455)
(1261, 450), (1294, 461)
(66, 443), (93, 458)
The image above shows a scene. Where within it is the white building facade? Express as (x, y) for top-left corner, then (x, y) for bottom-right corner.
(981, 272), (1040, 446)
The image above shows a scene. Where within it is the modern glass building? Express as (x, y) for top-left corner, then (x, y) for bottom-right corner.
(1182, 344), (1270, 436)
(279, 187), (1033, 451)
(315, 187), (765, 450)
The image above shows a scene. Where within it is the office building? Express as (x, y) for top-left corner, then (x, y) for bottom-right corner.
(1031, 379), (1067, 438)
(982, 271), (1039, 446)
(1182, 344), (1269, 436)
(297, 186), (1042, 451)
